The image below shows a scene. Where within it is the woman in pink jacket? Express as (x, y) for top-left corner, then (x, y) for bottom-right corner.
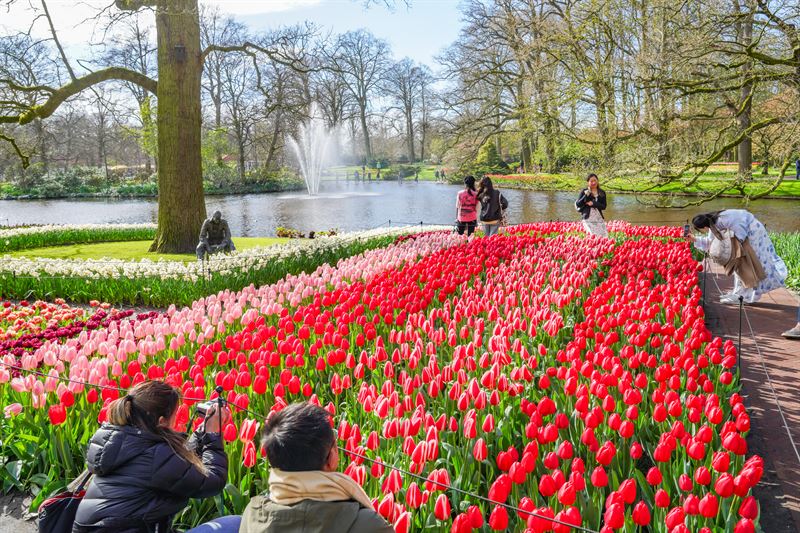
(456, 175), (478, 236)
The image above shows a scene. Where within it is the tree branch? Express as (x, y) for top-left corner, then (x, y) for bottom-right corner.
(114, 0), (157, 11)
(1, 67), (157, 125)
(0, 132), (31, 168)
(41, 0), (76, 81)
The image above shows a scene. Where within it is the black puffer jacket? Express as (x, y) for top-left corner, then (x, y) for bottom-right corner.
(73, 424), (228, 533)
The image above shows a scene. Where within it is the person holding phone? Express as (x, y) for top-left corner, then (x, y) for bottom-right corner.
(73, 381), (234, 533)
(575, 173), (608, 237)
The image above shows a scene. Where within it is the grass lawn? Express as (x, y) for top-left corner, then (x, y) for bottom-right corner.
(326, 165), (441, 181)
(490, 171), (800, 198)
(10, 237), (289, 262)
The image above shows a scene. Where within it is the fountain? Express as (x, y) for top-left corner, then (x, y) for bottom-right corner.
(287, 105), (334, 196)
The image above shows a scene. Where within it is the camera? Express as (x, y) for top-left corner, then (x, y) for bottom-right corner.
(683, 224), (690, 237)
(194, 400), (224, 419)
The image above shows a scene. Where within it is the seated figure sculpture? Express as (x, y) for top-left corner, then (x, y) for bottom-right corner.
(196, 211), (236, 260)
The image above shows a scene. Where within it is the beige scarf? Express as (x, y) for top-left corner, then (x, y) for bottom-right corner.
(268, 469), (374, 510)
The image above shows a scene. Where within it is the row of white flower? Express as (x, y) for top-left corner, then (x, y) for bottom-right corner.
(1, 225), (450, 282)
(0, 223), (156, 239)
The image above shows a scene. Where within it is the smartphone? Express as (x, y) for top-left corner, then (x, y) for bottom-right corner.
(683, 224), (690, 237)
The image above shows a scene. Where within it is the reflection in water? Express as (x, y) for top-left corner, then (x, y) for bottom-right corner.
(1, 181), (798, 236)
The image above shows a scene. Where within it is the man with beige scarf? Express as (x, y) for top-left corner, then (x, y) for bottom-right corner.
(240, 402), (394, 533)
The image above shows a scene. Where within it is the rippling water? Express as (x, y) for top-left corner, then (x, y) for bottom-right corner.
(1, 181), (798, 236)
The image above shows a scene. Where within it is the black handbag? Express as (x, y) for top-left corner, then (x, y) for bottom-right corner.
(38, 470), (92, 533)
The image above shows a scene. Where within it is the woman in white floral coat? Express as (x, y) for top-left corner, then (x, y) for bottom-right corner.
(689, 209), (787, 304)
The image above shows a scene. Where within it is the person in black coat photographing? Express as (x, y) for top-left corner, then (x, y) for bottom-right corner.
(575, 173), (608, 237)
(73, 380), (232, 533)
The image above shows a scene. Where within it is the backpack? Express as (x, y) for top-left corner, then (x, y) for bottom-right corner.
(38, 470), (92, 533)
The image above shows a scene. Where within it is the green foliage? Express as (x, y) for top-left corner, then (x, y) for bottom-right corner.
(470, 142), (510, 175)
(0, 226), (156, 254)
(275, 226), (305, 238)
(772, 232), (800, 291)
(201, 128), (233, 172)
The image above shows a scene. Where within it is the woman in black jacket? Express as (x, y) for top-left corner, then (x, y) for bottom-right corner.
(575, 173), (608, 237)
(73, 380), (232, 533)
(476, 176), (508, 237)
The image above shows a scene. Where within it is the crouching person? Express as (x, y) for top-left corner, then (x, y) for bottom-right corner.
(73, 381), (234, 533)
(241, 402), (394, 533)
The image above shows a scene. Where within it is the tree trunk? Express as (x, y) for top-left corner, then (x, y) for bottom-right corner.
(149, 0), (206, 253)
(737, 3), (754, 182)
(359, 103), (372, 162)
(35, 120), (49, 174)
(406, 111), (415, 162)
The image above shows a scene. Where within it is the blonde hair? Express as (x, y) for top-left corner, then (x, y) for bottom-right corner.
(108, 381), (207, 475)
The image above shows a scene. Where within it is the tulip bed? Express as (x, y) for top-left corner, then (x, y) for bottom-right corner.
(0, 223), (764, 533)
(0, 226), (444, 306)
(0, 224), (156, 253)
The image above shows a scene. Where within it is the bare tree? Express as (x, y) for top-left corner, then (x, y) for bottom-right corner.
(384, 57), (430, 162)
(328, 29), (390, 162)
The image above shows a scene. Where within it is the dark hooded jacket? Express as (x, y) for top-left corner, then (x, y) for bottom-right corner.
(72, 424), (227, 533)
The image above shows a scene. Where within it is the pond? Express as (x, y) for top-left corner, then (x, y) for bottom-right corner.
(1, 181), (798, 235)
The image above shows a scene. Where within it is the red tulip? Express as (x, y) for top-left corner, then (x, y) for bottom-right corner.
(654, 489), (670, 508)
(393, 512), (410, 533)
(714, 473), (734, 497)
(242, 440), (256, 468)
(711, 451), (730, 472)
(734, 518), (755, 533)
(698, 493), (719, 518)
(434, 494), (451, 521)
(665, 507), (685, 529)
(466, 504), (484, 528)
(738, 496), (758, 519)
(631, 501), (651, 526)
(603, 503), (624, 529)
(488, 505), (509, 530)
(539, 474), (556, 497)
(645, 466), (662, 485)
(694, 466), (711, 486)
(488, 474), (512, 503)
(473, 438), (487, 461)
(48, 403), (67, 426)
(557, 481), (576, 506)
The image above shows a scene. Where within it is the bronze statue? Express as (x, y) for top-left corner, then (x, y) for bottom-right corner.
(196, 210), (235, 260)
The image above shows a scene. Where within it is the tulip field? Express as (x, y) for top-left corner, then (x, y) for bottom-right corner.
(0, 225), (442, 306)
(0, 222), (763, 532)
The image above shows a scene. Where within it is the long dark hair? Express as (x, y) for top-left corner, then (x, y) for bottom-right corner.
(477, 176), (495, 200)
(463, 175), (476, 192)
(108, 381), (207, 475)
(692, 211), (723, 230)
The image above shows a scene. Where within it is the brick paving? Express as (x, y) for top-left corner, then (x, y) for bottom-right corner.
(703, 263), (800, 532)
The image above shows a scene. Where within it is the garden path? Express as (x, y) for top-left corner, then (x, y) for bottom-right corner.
(704, 263), (800, 532)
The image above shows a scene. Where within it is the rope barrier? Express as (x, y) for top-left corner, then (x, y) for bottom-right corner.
(707, 267), (800, 467)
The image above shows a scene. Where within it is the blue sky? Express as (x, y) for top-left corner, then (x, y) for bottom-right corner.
(1, 0), (464, 67)
(243, 1), (463, 65)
